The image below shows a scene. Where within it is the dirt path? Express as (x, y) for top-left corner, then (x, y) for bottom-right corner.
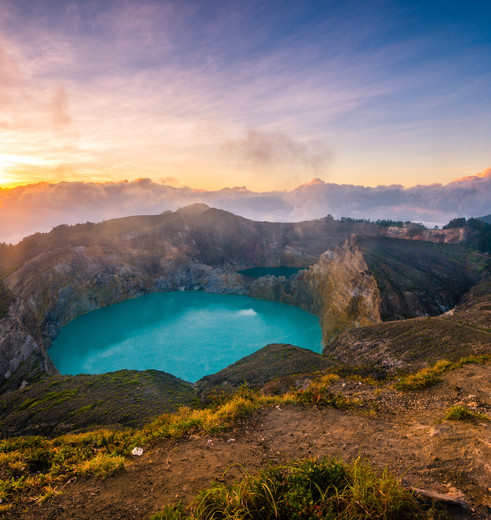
(7, 364), (491, 520)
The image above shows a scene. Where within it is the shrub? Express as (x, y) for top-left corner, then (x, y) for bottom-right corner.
(393, 357), (488, 392)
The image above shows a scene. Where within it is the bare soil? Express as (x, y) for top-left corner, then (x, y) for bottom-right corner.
(6, 363), (491, 520)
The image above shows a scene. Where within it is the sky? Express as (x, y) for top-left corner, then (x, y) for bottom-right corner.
(1, 0), (490, 242)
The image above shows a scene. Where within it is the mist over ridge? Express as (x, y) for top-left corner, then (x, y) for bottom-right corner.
(0, 169), (490, 244)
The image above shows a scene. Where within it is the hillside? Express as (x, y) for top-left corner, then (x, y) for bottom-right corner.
(325, 276), (490, 373)
(2, 354), (490, 519)
(0, 370), (196, 438)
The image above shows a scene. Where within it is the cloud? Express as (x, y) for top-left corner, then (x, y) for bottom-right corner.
(0, 170), (490, 244)
(0, 1), (413, 191)
(51, 86), (72, 128)
(222, 129), (331, 174)
(450, 167), (491, 184)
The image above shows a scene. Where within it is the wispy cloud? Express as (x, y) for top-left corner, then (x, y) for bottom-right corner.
(222, 130), (331, 185)
(0, 0), (491, 189)
(0, 0), (490, 191)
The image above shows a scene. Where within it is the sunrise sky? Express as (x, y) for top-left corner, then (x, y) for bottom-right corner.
(1, 0), (490, 242)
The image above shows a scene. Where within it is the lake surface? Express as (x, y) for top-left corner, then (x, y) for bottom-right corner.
(49, 292), (323, 382)
(237, 266), (303, 278)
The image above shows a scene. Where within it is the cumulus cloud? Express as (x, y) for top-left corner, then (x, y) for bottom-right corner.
(450, 167), (491, 183)
(0, 169), (490, 244)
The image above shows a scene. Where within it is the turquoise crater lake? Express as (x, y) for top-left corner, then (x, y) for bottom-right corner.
(49, 292), (323, 382)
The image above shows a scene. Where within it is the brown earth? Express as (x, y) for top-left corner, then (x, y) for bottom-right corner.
(5, 363), (491, 520)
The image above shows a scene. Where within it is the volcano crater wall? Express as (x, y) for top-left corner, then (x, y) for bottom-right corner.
(0, 207), (487, 391)
(0, 240), (384, 389)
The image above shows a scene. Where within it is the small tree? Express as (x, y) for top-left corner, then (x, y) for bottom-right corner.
(443, 217), (466, 229)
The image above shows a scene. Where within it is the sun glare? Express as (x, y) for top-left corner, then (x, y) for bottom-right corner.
(0, 154), (53, 187)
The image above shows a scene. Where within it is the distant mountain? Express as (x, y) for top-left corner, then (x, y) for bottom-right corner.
(478, 213), (491, 224)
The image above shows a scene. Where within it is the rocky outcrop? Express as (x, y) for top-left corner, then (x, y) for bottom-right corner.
(244, 239), (383, 344)
(300, 238), (382, 344)
(378, 225), (470, 243)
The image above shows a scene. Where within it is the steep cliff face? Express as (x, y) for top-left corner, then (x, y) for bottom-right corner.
(378, 225), (470, 243)
(355, 236), (488, 320)
(0, 205), (487, 390)
(301, 238), (382, 343)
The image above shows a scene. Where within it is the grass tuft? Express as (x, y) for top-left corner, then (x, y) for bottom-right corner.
(75, 452), (126, 479)
(394, 355), (489, 391)
(34, 483), (62, 503)
(152, 457), (436, 520)
(444, 405), (489, 422)
(393, 368), (443, 391)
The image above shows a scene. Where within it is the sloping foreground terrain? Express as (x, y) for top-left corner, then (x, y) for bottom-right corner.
(0, 286), (490, 519)
(0, 205), (488, 391)
(2, 357), (490, 519)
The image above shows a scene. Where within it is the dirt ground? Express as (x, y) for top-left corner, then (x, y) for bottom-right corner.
(6, 364), (491, 520)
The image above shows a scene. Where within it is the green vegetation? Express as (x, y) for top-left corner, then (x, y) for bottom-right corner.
(394, 355), (489, 391)
(75, 452), (126, 479)
(443, 217), (467, 229)
(0, 356), (488, 507)
(1, 369), (198, 437)
(18, 388), (79, 411)
(151, 457), (438, 520)
(444, 405), (489, 422)
(393, 361), (449, 391)
(443, 217), (491, 253)
(294, 374), (359, 409)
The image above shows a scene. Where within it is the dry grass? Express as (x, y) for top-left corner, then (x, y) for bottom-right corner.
(1, 355), (488, 507)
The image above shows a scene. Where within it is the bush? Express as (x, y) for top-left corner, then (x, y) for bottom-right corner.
(443, 217), (466, 229)
(393, 368), (443, 391)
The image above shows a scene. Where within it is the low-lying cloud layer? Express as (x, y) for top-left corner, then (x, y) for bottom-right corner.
(1, 169), (490, 244)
